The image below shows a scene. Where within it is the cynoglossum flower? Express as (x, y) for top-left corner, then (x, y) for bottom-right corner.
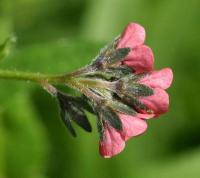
(138, 68), (173, 116)
(117, 23), (154, 73)
(99, 123), (125, 158)
(99, 23), (173, 158)
(99, 114), (148, 158)
(99, 113), (152, 158)
(46, 22), (173, 159)
(0, 22), (173, 159)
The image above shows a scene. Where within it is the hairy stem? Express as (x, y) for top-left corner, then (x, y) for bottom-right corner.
(0, 69), (110, 105)
(0, 69), (67, 83)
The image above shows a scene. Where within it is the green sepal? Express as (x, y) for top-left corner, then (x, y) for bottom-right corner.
(121, 95), (149, 111)
(109, 100), (136, 115)
(60, 105), (77, 137)
(97, 119), (104, 140)
(98, 107), (122, 131)
(57, 92), (92, 136)
(71, 108), (92, 133)
(104, 47), (130, 65)
(74, 95), (95, 114)
(107, 65), (133, 76)
(92, 48), (130, 70)
(121, 73), (147, 82)
(95, 36), (119, 59)
(126, 83), (154, 96)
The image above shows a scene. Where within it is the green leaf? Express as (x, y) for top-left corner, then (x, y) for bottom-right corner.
(0, 36), (15, 61)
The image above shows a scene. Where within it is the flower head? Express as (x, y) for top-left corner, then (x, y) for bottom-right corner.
(52, 22), (173, 158)
(98, 23), (173, 158)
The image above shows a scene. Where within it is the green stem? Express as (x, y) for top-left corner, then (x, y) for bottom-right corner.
(0, 69), (111, 104)
(0, 69), (67, 83)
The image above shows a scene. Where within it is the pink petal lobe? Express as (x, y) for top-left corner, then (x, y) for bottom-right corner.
(139, 88), (169, 115)
(136, 113), (155, 119)
(99, 124), (125, 158)
(119, 114), (148, 141)
(117, 23), (146, 49)
(123, 45), (154, 73)
(140, 68), (173, 89)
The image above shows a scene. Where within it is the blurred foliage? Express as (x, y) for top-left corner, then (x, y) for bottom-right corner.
(0, 36), (16, 61)
(0, 0), (200, 178)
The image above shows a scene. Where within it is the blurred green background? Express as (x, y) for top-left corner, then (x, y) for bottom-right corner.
(0, 0), (200, 178)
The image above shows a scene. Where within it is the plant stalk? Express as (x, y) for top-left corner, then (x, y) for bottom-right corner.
(0, 69), (68, 83)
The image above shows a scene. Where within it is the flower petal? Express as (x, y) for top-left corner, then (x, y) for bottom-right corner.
(122, 45), (154, 73)
(136, 113), (155, 119)
(99, 124), (125, 158)
(139, 88), (169, 115)
(117, 23), (146, 49)
(119, 114), (148, 141)
(139, 68), (173, 89)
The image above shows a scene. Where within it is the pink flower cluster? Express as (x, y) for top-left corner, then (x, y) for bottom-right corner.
(99, 23), (173, 158)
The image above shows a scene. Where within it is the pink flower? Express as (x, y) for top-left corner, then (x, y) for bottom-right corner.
(99, 23), (173, 158)
(99, 123), (125, 158)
